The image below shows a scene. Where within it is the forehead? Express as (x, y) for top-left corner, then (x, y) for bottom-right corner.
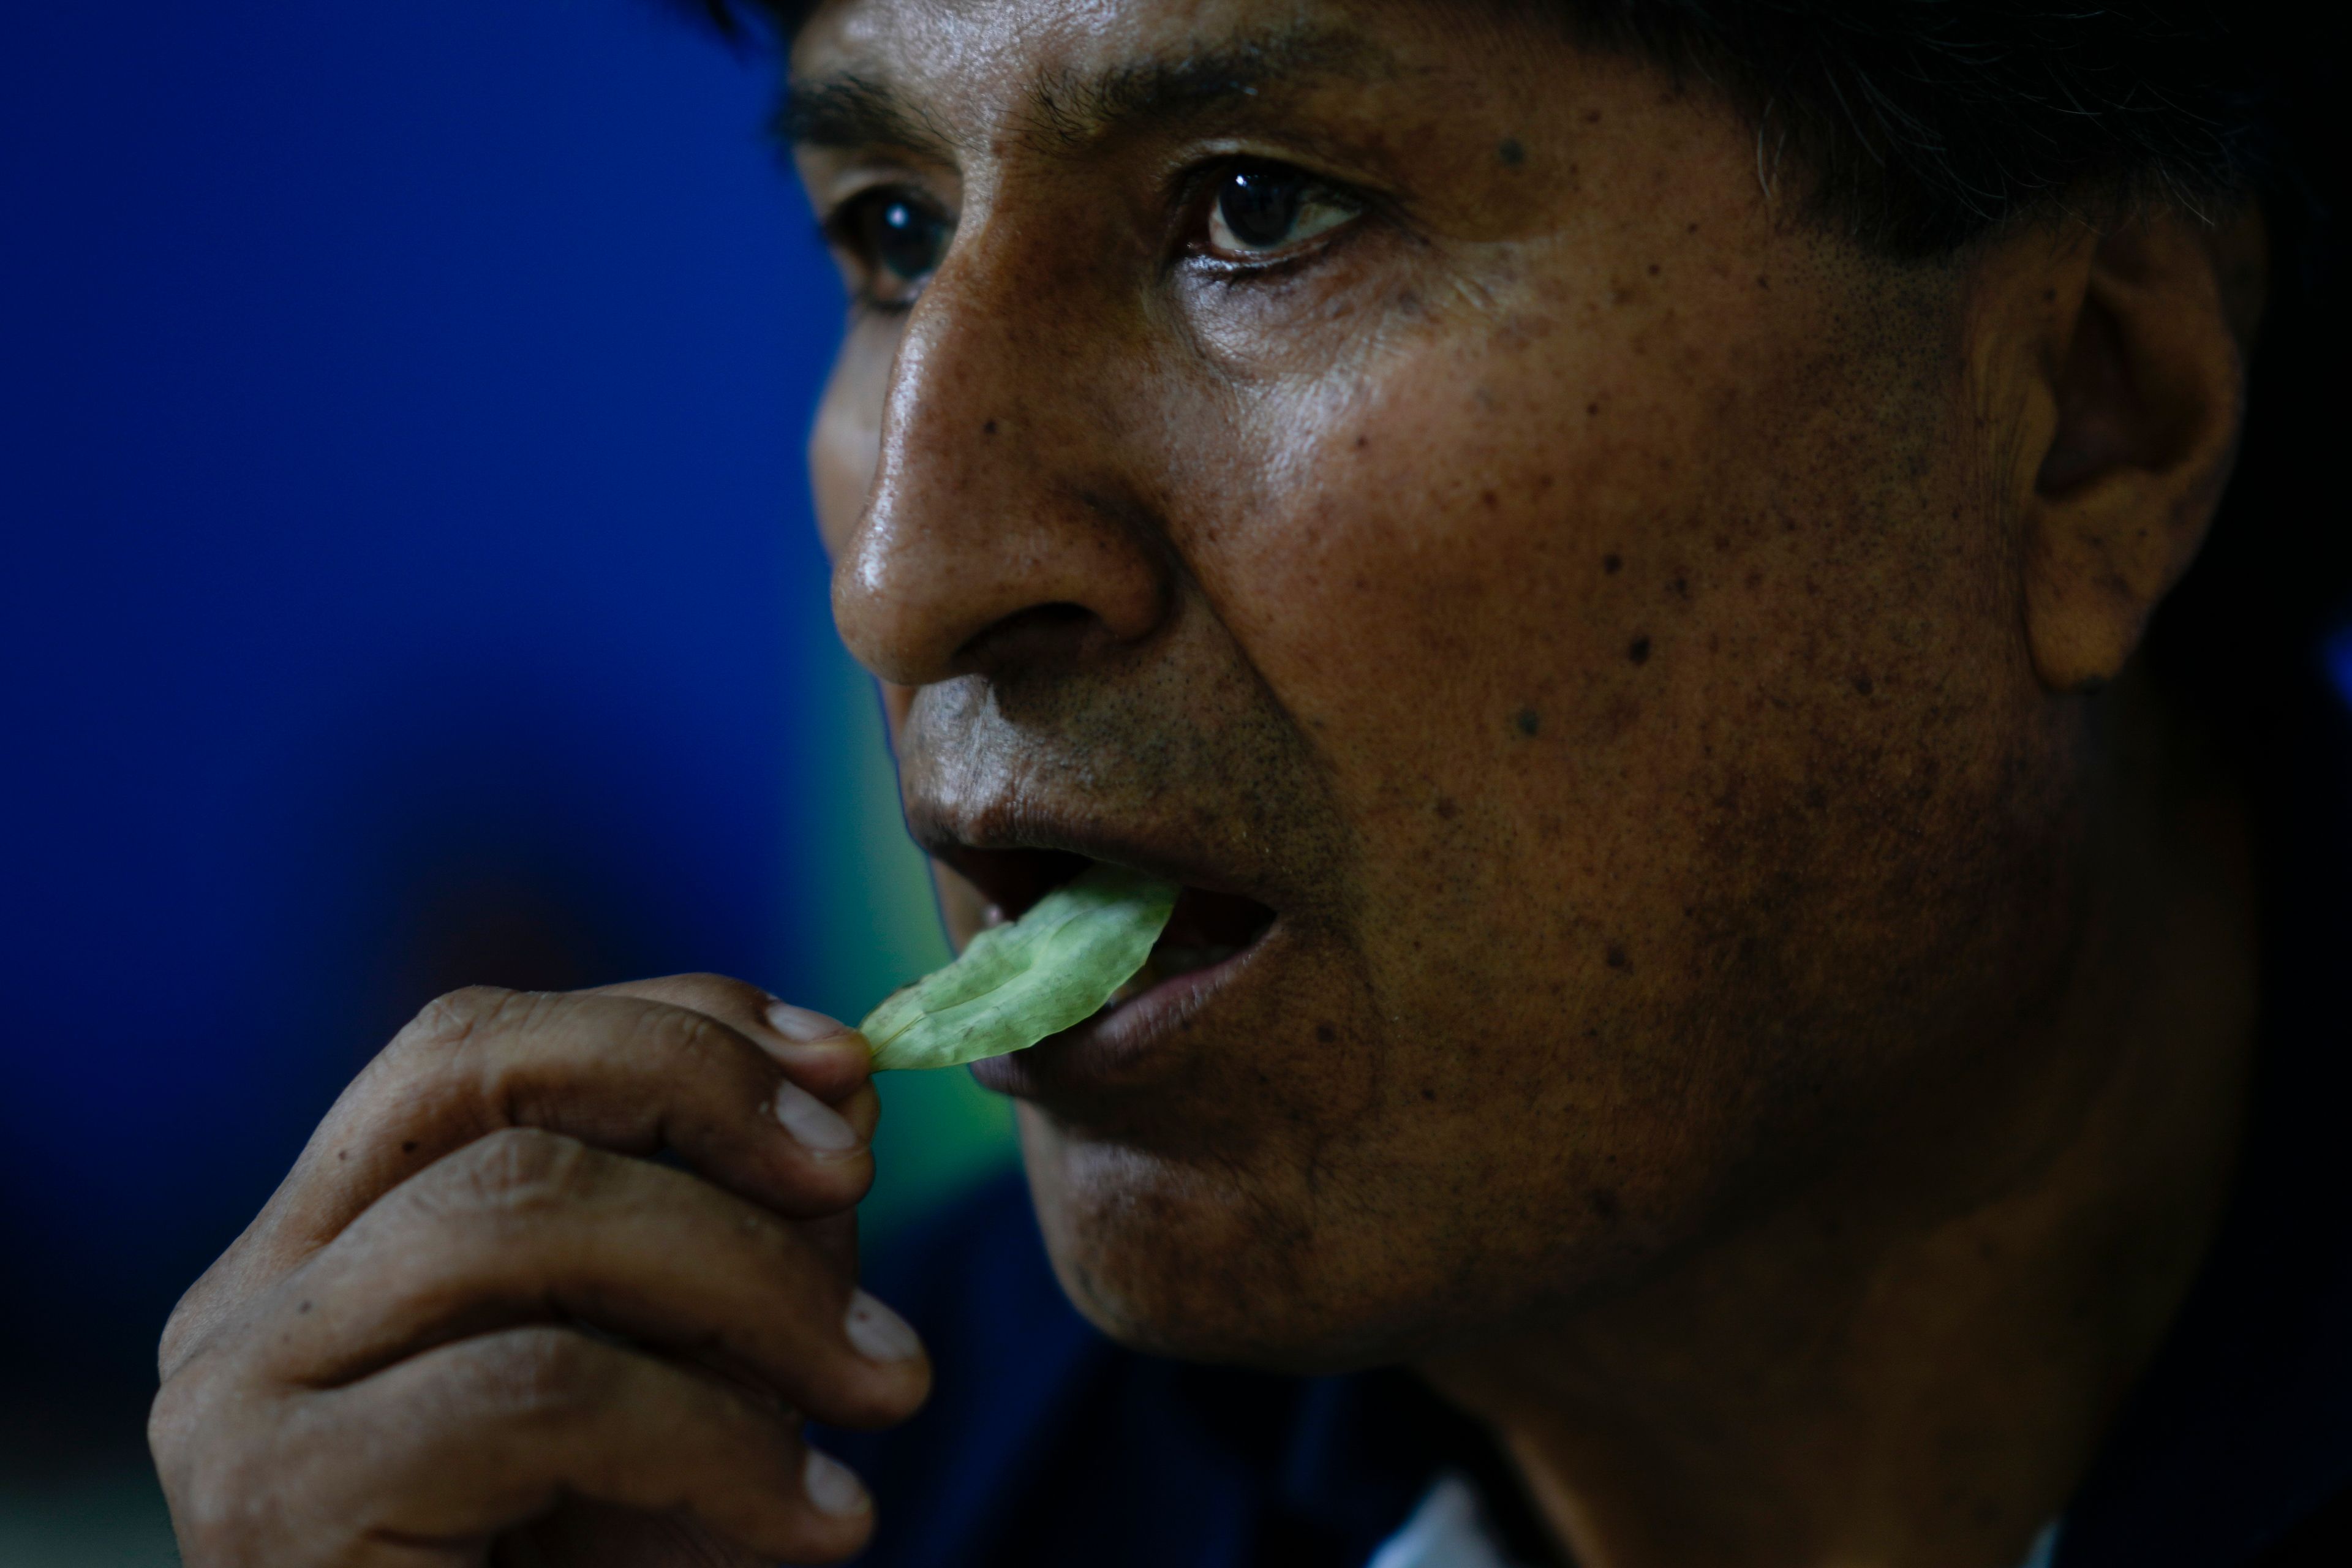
(798, 0), (1343, 79)
(789, 0), (1523, 132)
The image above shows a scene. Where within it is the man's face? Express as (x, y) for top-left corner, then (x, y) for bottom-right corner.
(794, 0), (2084, 1368)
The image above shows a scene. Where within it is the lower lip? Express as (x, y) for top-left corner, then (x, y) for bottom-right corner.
(970, 926), (1273, 1096)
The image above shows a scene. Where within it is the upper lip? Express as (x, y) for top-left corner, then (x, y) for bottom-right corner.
(907, 799), (1272, 923)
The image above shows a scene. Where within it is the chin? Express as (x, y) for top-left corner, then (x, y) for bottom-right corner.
(1011, 1106), (1530, 1375)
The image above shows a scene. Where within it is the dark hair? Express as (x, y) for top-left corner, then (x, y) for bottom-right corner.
(694, 0), (2345, 736)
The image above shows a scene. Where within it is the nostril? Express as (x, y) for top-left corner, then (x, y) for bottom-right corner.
(953, 600), (1109, 672)
(1002, 601), (1095, 634)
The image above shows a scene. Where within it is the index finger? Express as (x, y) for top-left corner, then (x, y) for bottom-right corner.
(275, 987), (873, 1265)
(165, 983), (885, 1379)
(594, 974), (879, 1140)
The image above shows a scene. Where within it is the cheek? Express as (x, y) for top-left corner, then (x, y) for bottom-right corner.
(1194, 301), (1706, 888)
(1177, 257), (2035, 1167)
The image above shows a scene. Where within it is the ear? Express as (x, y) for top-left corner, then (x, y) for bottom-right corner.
(2010, 206), (2266, 693)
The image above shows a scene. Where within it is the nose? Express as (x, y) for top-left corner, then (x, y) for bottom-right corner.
(830, 221), (1173, 690)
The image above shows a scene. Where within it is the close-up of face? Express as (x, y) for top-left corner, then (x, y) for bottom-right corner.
(791, 0), (2192, 1371)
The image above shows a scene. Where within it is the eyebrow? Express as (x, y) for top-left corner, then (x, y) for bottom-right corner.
(783, 71), (952, 158)
(783, 24), (1390, 156)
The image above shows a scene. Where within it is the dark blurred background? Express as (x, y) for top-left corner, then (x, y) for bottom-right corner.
(0, 2), (1011, 1558)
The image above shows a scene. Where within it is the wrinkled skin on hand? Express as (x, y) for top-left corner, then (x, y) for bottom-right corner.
(151, 978), (927, 1567)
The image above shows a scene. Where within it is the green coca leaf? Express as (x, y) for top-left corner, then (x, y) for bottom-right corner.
(861, 863), (1178, 1072)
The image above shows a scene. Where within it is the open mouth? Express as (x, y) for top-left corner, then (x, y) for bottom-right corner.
(942, 845), (1278, 1005)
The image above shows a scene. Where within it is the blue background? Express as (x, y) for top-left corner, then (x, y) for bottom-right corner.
(1, 0), (1008, 1550)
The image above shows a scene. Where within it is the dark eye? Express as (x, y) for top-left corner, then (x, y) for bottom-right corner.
(1204, 164), (1360, 260)
(839, 188), (952, 306)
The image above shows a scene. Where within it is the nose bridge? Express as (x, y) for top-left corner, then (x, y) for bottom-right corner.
(833, 202), (1168, 688)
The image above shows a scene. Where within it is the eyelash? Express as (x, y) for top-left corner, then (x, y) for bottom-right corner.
(820, 187), (952, 316)
(1176, 159), (1369, 280)
(821, 157), (1373, 312)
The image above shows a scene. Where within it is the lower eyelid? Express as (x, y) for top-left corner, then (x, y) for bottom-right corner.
(1187, 224), (1368, 288)
(1209, 211), (1360, 266)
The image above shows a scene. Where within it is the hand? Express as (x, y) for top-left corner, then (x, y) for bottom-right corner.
(150, 975), (929, 1567)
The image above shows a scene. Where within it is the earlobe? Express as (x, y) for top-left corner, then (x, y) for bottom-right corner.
(2018, 208), (2264, 693)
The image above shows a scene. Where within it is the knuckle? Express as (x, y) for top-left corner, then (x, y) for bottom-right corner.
(666, 973), (773, 1019)
(380, 986), (543, 1104)
(603, 1003), (763, 1115)
(157, 1248), (262, 1378)
(393, 984), (516, 1058)
(437, 1126), (600, 1217)
(146, 1369), (204, 1466)
(148, 1368), (276, 1561)
(629, 1001), (737, 1066)
(388, 985), (578, 1080)
(157, 1286), (213, 1378)
(472, 1327), (612, 1421)
(153, 1284), (266, 1423)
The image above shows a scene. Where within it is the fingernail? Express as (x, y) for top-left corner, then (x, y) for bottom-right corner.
(774, 1080), (861, 1156)
(802, 1448), (870, 1517)
(766, 1001), (854, 1044)
(844, 1289), (923, 1363)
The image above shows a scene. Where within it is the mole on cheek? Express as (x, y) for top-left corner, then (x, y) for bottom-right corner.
(1498, 137), (1525, 167)
(1629, 636), (1652, 665)
(1513, 707), (1541, 737)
